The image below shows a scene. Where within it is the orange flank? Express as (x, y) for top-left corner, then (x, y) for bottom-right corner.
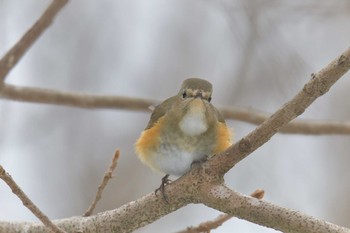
(135, 116), (165, 167)
(214, 122), (232, 154)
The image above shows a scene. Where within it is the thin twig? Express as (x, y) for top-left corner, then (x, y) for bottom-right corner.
(83, 150), (120, 217)
(176, 189), (264, 233)
(0, 0), (68, 83)
(1, 83), (350, 135)
(0, 165), (67, 233)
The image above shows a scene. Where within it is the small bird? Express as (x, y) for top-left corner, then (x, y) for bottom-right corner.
(135, 78), (232, 198)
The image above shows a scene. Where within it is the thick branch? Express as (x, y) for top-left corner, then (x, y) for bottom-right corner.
(0, 182), (191, 233)
(203, 185), (350, 233)
(176, 189), (264, 233)
(1, 84), (350, 135)
(1, 177), (348, 233)
(209, 47), (350, 176)
(0, 0), (68, 83)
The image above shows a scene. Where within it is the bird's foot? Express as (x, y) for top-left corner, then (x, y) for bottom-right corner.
(191, 155), (208, 168)
(155, 174), (172, 204)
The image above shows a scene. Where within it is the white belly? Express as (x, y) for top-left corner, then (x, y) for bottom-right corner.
(152, 145), (207, 176)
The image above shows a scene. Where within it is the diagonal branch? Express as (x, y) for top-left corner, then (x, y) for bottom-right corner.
(209, 47), (350, 176)
(176, 189), (264, 233)
(0, 165), (67, 233)
(83, 150), (120, 217)
(0, 188), (191, 233)
(1, 83), (350, 135)
(203, 185), (350, 233)
(0, 0), (68, 83)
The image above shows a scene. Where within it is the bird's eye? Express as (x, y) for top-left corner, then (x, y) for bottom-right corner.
(208, 96), (212, 102)
(182, 91), (187, 99)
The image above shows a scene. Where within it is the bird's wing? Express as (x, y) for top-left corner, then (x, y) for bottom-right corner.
(209, 104), (226, 123)
(144, 96), (176, 130)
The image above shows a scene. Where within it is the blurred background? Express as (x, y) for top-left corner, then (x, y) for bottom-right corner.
(1, 0), (350, 232)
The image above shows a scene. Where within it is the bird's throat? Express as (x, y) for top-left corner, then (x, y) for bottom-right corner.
(178, 100), (208, 136)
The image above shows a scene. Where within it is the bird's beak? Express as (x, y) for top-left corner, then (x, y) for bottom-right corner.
(194, 91), (204, 99)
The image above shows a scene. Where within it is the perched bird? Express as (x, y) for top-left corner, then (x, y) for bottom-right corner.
(135, 78), (232, 198)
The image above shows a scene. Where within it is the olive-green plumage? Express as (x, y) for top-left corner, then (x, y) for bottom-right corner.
(136, 78), (232, 176)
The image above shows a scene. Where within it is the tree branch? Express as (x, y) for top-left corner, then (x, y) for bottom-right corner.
(176, 189), (264, 233)
(221, 106), (350, 135)
(1, 83), (350, 135)
(0, 187), (191, 233)
(203, 185), (349, 233)
(0, 0), (68, 83)
(0, 83), (155, 111)
(0, 165), (67, 233)
(209, 47), (350, 176)
(83, 150), (120, 217)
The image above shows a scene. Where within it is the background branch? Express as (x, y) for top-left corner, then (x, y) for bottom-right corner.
(0, 0), (68, 83)
(221, 106), (350, 135)
(1, 83), (350, 135)
(0, 83), (155, 111)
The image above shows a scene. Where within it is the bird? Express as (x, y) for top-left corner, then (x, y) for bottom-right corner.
(135, 78), (232, 200)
